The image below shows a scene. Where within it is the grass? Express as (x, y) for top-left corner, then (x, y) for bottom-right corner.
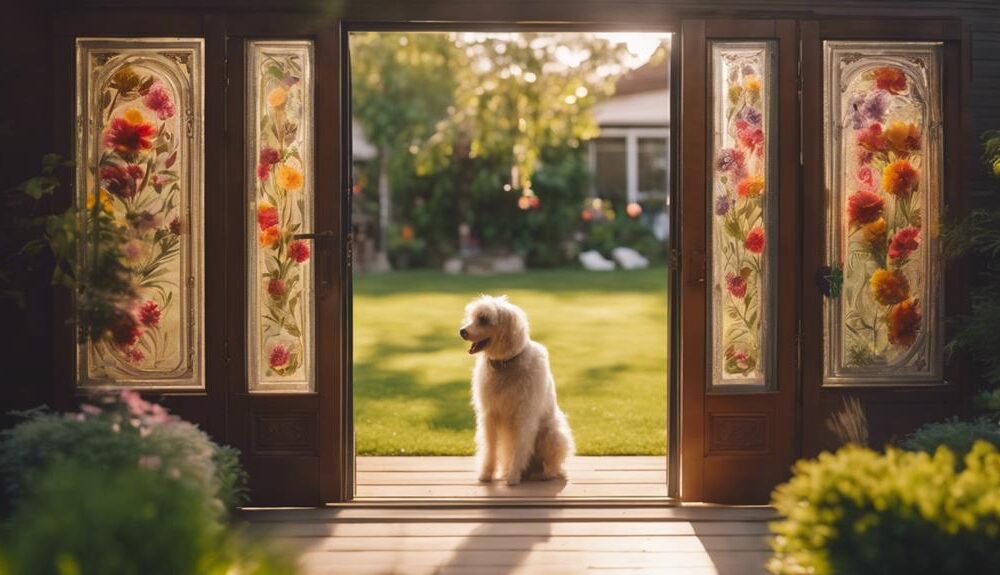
(353, 266), (668, 456)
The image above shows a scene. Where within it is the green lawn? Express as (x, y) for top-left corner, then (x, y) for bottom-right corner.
(353, 267), (668, 456)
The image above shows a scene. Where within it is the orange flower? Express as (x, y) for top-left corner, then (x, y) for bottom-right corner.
(259, 225), (281, 248)
(276, 164), (304, 192)
(736, 175), (765, 198)
(267, 87), (288, 108)
(882, 159), (919, 198)
(861, 217), (887, 247)
(872, 66), (907, 94)
(401, 225), (414, 241)
(743, 75), (761, 93)
(887, 298), (921, 347)
(870, 268), (910, 306)
(883, 121), (921, 155)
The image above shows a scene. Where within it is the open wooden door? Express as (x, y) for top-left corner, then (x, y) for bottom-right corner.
(799, 20), (968, 456)
(679, 19), (799, 504)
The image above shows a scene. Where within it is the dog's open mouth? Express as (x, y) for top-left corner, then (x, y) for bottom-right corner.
(469, 338), (490, 354)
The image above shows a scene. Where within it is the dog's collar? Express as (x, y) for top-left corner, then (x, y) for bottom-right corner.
(488, 349), (526, 370)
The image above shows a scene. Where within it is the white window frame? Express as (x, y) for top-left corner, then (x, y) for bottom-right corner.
(588, 126), (670, 203)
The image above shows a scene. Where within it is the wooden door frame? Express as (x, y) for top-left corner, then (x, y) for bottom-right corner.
(799, 19), (970, 456)
(338, 19), (682, 503)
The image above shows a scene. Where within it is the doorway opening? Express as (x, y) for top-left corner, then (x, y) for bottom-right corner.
(346, 29), (677, 501)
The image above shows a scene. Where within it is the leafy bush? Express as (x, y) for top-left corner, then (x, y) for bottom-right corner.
(0, 462), (294, 575)
(900, 417), (1000, 465)
(580, 200), (665, 262)
(0, 391), (247, 512)
(769, 442), (1000, 575)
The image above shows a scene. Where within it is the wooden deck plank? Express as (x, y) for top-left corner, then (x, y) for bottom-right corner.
(360, 469), (667, 484)
(355, 482), (668, 498)
(277, 534), (769, 552)
(251, 520), (770, 538)
(298, 549), (771, 568)
(244, 506), (776, 523)
(357, 456), (666, 472)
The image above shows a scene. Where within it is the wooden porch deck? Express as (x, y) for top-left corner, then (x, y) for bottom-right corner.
(354, 456), (669, 500)
(245, 456), (773, 574)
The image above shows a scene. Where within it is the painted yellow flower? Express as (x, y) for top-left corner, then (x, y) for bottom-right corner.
(883, 121), (921, 155)
(743, 75), (761, 93)
(276, 164), (304, 192)
(861, 217), (887, 246)
(123, 107), (146, 124)
(259, 225), (281, 248)
(87, 188), (114, 214)
(267, 87), (288, 108)
(870, 268), (910, 306)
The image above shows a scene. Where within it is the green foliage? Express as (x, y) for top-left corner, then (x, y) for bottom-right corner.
(900, 417), (1000, 465)
(769, 442), (1000, 575)
(1, 462), (294, 575)
(941, 132), (1000, 390)
(580, 200), (665, 262)
(0, 392), (247, 513)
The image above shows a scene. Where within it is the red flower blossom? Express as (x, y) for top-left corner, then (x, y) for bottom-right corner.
(169, 217), (182, 235)
(267, 278), (286, 299)
(127, 347), (145, 363)
(847, 190), (884, 226)
(111, 311), (142, 348)
(269, 344), (290, 369)
(257, 147), (280, 179)
(288, 240), (311, 263)
(888, 298), (921, 347)
(857, 166), (875, 191)
(257, 202), (279, 231)
(100, 164), (145, 200)
(142, 83), (175, 120)
(257, 162), (272, 180)
(735, 119), (764, 151)
(856, 123), (888, 153)
(888, 226), (921, 261)
(872, 66), (907, 95)
(882, 160), (919, 198)
(744, 227), (765, 254)
(138, 300), (161, 327)
(103, 111), (156, 156)
(726, 273), (747, 299)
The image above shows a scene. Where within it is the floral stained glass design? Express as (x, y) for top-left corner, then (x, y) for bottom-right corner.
(76, 39), (204, 387)
(824, 42), (942, 382)
(248, 41), (314, 392)
(709, 42), (775, 388)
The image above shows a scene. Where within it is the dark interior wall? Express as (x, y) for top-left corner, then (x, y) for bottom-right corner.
(0, 0), (997, 418)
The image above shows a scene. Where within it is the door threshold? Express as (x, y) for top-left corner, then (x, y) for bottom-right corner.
(339, 496), (681, 508)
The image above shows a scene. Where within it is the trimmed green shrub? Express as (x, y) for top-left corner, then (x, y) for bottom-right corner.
(769, 442), (1000, 575)
(0, 391), (247, 512)
(901, 417), (1000, 466)
(1, 462), (294, 575)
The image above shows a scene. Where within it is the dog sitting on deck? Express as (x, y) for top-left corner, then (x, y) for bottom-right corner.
(459, 295), (575, 485)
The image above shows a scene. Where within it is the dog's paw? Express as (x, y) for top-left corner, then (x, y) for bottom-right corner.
(478, 470), (494, 483)
(505, 472), (522, 486)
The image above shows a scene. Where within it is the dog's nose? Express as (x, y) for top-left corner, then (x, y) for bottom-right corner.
(459, 328), (468, 339)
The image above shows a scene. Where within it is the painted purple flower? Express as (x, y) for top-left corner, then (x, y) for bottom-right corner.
(847, 90), (889, 129)
(739, 106), (762, 126)
(716, 148), (745, 173)
(714, 195), (732, 216)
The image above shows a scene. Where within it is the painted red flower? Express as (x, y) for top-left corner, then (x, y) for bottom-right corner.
(100, 164), (145, 200)
(267, 278), (286, 299)
(257, 162), (272, 180)
(257, 201), (279, 231)
(888, 226), (921, 261)
(269, 344), (290, 369)
(127, 347), (146, 363)
(745, 227), (765, 254)
(110, 311), (142, 348)
(138, 300), (161, 327)
(888, 298), (921, 347)
(169, 217), (182, 235)
(847, 190), (884, 226)
(726, 273), (747, 299)
(736, 119), (764, 151)
(288, 240), (311, 263)
(103, 109), (156, 156)
(857, 166), (875, 191)
(856, 123), (888, 153)
(142, 83), (175, 120)
(257, 146), (281, 180)
(872, 66), (907, 95)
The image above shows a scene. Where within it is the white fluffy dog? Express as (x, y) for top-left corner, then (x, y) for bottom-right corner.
(460, 295), (574, 485)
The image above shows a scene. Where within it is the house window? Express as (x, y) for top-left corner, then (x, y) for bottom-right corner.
(593, 137), (628, 204)
(637, 136), (668, 200)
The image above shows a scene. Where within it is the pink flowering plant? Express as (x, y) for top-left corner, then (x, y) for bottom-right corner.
(0, 390), (246, 511)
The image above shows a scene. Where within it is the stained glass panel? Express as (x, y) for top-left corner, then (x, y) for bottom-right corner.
(247, 41), (315, 392)
(709, 42), (776, 389)
(76, 38), (204, 388)
(824, 42), (942, 382)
